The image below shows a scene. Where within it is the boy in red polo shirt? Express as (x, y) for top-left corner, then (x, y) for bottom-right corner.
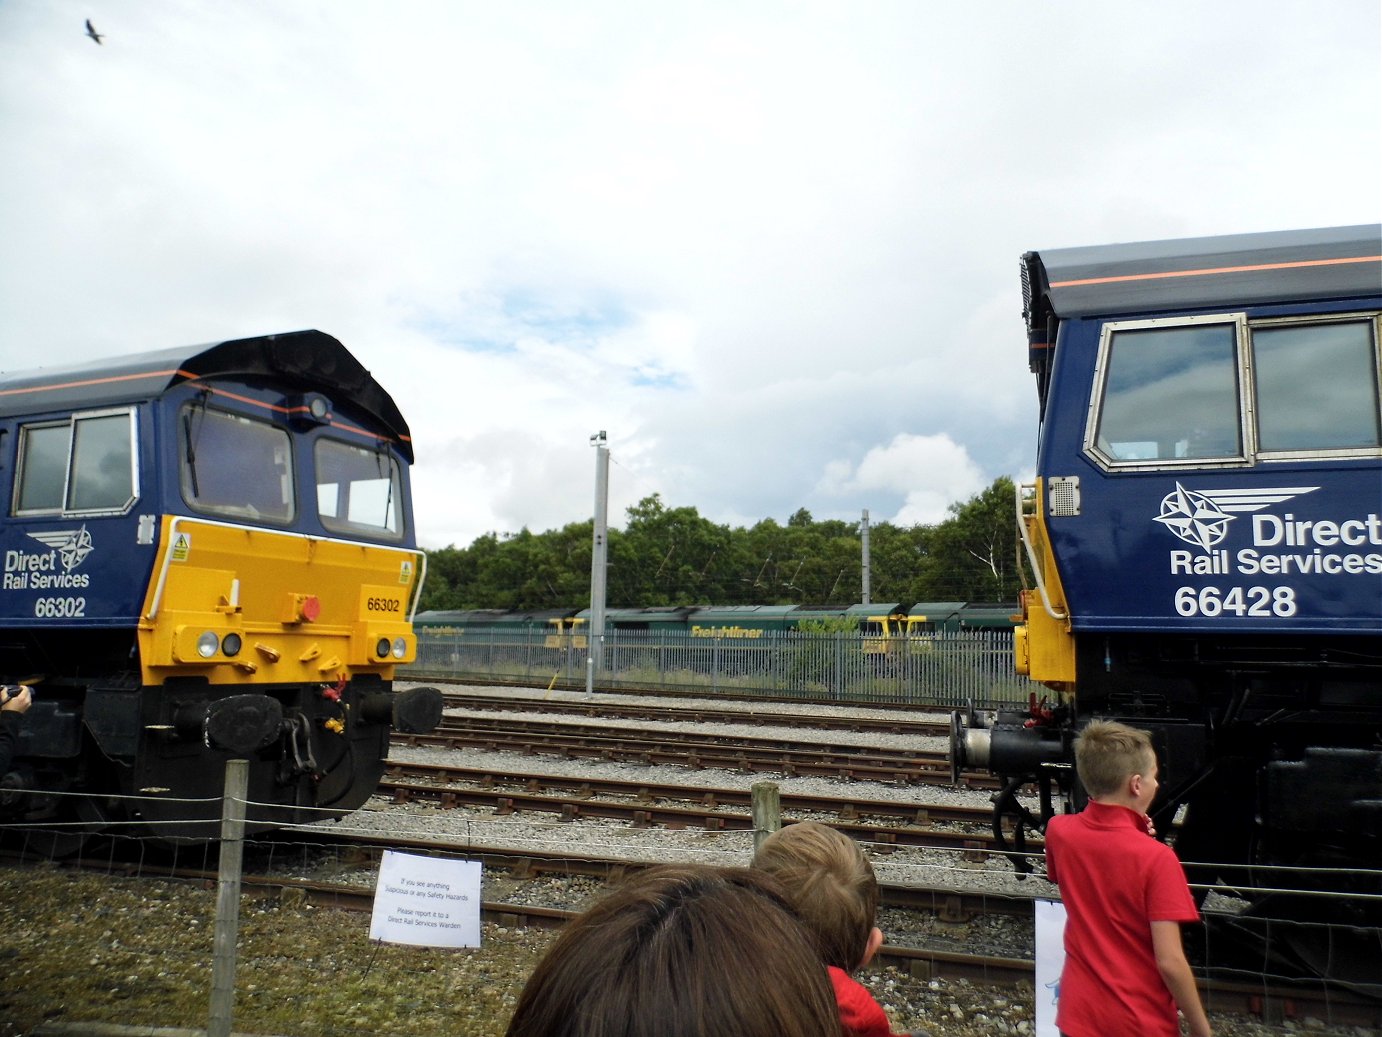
(753, 821), (931, 1037)
(1044, 720), (1213, 1037)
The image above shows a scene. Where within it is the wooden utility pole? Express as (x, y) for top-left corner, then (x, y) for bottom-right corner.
(209, 759), (248, 1037)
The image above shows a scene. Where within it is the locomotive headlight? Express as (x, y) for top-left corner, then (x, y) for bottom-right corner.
(392, 637), (407, 659)
(376, 637), (392, 658)
(222, 632), (243, 657)
(197, 631), (221, 658)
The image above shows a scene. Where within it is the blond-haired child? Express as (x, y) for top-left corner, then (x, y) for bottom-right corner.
(753, 820), (930, 1037)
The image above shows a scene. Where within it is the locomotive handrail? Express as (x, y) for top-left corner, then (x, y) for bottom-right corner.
(144, 514), (426, 621)
(407, 551), (427, 623)
(1015, 480), (1067, 621)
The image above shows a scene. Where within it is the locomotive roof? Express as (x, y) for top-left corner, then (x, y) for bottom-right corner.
(1023, 224), (1382, 325)
(0, 329), (413, 462)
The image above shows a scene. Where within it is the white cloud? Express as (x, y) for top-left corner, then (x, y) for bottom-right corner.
(816, 433), (986, 527)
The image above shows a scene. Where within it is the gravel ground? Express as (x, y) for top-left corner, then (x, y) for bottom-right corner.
(3, 682), (1378, 1037)
(9, 867), (1372, 1037)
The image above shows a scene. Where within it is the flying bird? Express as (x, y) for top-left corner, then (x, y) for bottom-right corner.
(85, 19), (104, 45)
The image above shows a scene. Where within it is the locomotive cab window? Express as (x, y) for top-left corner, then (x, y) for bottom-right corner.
(1086, 313), (1381, 470)
(14, 409), (137, 516)
(315, 438), (403, 539)
(1088, 319), (1244, 467)
(180, 404), (294, 522)
(1251, 318), (1381, 454)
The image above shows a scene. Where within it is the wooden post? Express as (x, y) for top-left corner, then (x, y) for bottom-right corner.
(209, 759), (248, 1037)
(751, 780), (781, 855)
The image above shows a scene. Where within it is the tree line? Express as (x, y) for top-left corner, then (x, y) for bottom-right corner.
(418, 477), (1029, 612)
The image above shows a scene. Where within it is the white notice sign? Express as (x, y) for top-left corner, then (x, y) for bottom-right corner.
(1034, 899), (1067, 1037)
(369, 850), (482, 947)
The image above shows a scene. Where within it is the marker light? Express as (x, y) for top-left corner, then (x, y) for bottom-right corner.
(392, 637), (407, 659)
(197, 631), (220, 658)
(287, 393), (333, 427)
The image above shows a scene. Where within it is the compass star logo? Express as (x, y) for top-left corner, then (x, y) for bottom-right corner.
(1155, 484), (1233, 550)
(1152, 483), (1320, 552)
(27, 526), (95, 572)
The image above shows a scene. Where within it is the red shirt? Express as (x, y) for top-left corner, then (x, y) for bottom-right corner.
(828, 966), (909, 1037)
(1045, 801), (1200, 1037)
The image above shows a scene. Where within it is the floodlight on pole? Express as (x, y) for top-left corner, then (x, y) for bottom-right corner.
(587, 432), (609, 697)
(861, 509), (871, 605)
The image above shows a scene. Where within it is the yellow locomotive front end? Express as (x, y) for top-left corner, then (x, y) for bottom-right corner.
(126, 514), (441, 838)
(138, 515), (422, 687)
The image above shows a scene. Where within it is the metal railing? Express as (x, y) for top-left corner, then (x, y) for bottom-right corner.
(408, 628), (1037, 709)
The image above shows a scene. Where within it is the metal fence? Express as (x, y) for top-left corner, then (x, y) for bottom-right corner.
(409, 628), (1037, 709)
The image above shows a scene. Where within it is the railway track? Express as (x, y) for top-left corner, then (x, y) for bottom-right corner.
(441, 690), (954, 737)
(264, 827), (1034, 921)
(406, 671), (945, 712)
(398, 714), (987, 786)
(386, 759), (993, 825)
(378, 760), (1022, 857)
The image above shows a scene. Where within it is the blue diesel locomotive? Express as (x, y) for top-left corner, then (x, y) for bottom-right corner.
(953, 225), (1381, 981)
(0, 330), (442, 843)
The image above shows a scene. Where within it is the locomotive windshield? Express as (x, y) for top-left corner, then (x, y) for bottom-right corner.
(315, 438), (403, 539)
(180, 404), (295, 522)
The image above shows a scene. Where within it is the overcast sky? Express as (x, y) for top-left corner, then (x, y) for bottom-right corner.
(1, 2), (1378, 549)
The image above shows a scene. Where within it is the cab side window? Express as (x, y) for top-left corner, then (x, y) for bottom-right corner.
(1088, 314), (1381, 469)
(1092, 323), (1242, 464)
(14, 410), (137, 515)
(1252, 320), (1381, 453)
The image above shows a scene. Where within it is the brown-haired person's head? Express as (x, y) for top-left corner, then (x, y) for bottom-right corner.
(751, 820), (880, 973)
(503, 864), (842, 1037)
